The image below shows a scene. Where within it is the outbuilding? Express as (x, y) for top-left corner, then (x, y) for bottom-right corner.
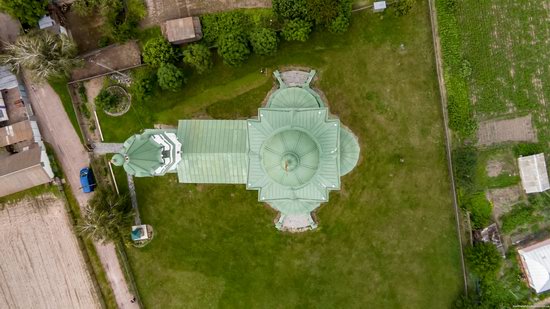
(518, 239), (550, 293)
(161, 17), (202, 45)
(518, 153), (550, 193)
(373, 1), (387, 13)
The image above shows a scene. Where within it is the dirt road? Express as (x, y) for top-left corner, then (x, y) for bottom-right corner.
(0, 194), (100, 309)
(25, 76), (139, 309)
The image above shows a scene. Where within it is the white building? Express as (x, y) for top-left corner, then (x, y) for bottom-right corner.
(518, 153), (550, 193)
(519, 239), (550, 293)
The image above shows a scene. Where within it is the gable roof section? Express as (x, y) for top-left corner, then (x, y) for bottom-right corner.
(0, 66), (18, 90)
(518, 153), (550, 193)
(0, 145), (41, 177)
(0, 120), (33, 147)
(177, 120), (248, 184)
(519, 238), (550, 293)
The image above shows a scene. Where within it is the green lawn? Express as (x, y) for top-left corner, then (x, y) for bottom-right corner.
(116, 6), (463, 308)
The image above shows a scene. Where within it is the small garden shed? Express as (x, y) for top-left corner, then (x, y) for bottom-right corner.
(518, 153), (550, 193)
(161, 17), (202, 45)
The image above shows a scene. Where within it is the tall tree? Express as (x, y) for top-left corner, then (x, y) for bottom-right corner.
(0, 30), (80, 81)
(142, 37), (176, 67)
(78, 187), (132, 243)
(0, 0), (47, 26)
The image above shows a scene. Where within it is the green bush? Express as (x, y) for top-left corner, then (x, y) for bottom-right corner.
(282, 19), (312, 42)
(329, 14), (351, 34)
(201, 10), (250, 46)
(272, 0), (310, 21)
(129, 67), (157, 102)
(80, 103), (91, 119)
(78, 83), (88, 103)
(249, 28), (278, 56)
(513, 142), (544, 157)
(142, 37), (176, 67)
(465, 242), (502, 279)
(453, 146), (478, 190)
(182, 44), (213, 74)
(394, 0), (415, 16)
(95, 88), (121, 111)
(157, 64), (184, 91)
(217, 34), (251, 66)
(500, 204), (541, 233)
(0, 0), (48, 26)
(464, 193), (492, 229)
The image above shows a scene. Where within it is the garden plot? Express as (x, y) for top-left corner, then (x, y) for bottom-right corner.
(477, 115), (537, 146)
(486, 185), (524, 219)
(0, 194), (100, 309)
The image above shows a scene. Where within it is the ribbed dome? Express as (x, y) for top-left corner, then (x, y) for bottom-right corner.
(261, 129), (320, 187)
(269, 88), (320, 108)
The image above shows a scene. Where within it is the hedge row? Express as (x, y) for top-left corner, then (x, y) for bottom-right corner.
(436, 0), (476, 137)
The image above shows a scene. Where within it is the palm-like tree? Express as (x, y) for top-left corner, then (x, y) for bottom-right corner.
(78, 187), (132, 243)
(0, 30), (81, 81)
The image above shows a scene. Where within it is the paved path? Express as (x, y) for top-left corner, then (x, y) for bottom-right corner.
(94, 142), (123, 155)
(24, 75), (139, 309)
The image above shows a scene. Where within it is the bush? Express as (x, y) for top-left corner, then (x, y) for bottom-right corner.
(453, 146), (478, 190)
(282, 19), (312, 42)
(249, 28), (278, 55)
(142, 37), (176, 67)
(182, 44), (213, 74)
(272, 0), (310, 21)
(394, 0), (415, 16)
(465, 242), (502, 279)
(129, 67), (157, 102)
(329, 14), (351, 34)
(95, 88), (121, 111)
(464, 193), (492, 229)
(201, 10), (250, 46)
(513, 142), (544, 157)
(78, 84), (88, 103)
(0, 0), (48, 26)
(307, 0), (351, 29)
(217, 34), (251, 66)
(157, 64), (184, 91)
(500, 204), (541, 233)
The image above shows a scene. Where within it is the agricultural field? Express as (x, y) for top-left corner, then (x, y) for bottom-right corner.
(0, 193), (101, 308)
(98, 5), (465, 309)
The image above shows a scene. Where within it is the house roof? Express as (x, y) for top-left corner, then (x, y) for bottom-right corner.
(0, 66), (18, 90)
(0, 120), (33, 147)
(177, 120), (248, 184)
(518, 153), (550, 193)
(0, 145), (41, 177)
(518, 238), (550, 293)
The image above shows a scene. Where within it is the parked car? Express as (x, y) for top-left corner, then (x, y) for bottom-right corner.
(79, 167), (96, 193)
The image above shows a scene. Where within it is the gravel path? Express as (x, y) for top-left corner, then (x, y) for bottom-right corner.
(0, 194), (100, 309)
(25, 75), (139, 309)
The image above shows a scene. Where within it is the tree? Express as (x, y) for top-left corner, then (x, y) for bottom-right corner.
(94, 88), (120, 111)
(142, 37), (176, 67)
(282, 19), (312, 42)
(201, 11), (250, 46)
(464, 193), (492, 229)
(0, 30), (80, 81)
(182, 44), (213, 74)
(217, 34), (250, 66)
(394, 0), (415, 16)
(272, 0), (309, 21)
(465, 242), (502, 279)
(129, 67), (156, 102)
(0, 0), (47, 26)
(157, 64), (184, 91)
(78, 187), (132, 243)
(328, 14), (350, 33)
(249, 28), (278, 56)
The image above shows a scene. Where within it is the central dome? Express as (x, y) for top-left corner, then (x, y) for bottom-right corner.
(261, 129), (320, 187)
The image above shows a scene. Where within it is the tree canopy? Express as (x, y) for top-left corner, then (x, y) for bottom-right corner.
(142, 37), (176, 67)
(465, 242), (502, 279)
(182, 43), (213, 74)
(0, 30), (80, 81)
(249, 28), (279, 56)
(0, 0), (47, 26)
(217, 33), (250, 66)
(282, 19), (312, 42)
(157, 63), (185, 91)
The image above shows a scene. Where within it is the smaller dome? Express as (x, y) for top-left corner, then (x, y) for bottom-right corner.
(111, 153), (125, 166)
(268, 88), (320, 108)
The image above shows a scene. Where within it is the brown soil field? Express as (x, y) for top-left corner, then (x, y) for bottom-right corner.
(0, 193), (100, 309)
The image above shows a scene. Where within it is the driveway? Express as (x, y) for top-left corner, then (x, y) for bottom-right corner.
(25, 74), (139, 309)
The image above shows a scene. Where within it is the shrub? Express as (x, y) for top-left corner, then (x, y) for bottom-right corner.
(464, 193), (492, 229)
(142, 37), (176, 67)
(329, 14), (351, 34)
(201, 10), (250, 46)
(157, 64), (184, 91)
(272, 0), (310, 21)
(182, 44), (213, 74)
(465, 242), (502, 279)
(0, 0), (48, 26)
(394, 0), (415, 16)
(95, 88), (120, 111)
(513, 142), (544, 157)
(453, 146), (478, 190)
(217, 34), (251, 66)
(129, 67), (157, 102)
(282, 19), (312, 42)
(249, 28), (278, 55)
(500, 204), (541, 233)
(307, 0), (351, 29)
(78, 84), (88, 103)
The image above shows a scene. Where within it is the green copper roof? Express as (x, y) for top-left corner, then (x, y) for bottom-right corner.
(268, 88), (321, 108)
(177, 120), (248, 184)
(339, 126), (360, 176)
(247, 108), (340, 202)
(115, 133), (163, 177)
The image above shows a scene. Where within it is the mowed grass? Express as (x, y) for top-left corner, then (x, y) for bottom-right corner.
(121, 6), (463, 308)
